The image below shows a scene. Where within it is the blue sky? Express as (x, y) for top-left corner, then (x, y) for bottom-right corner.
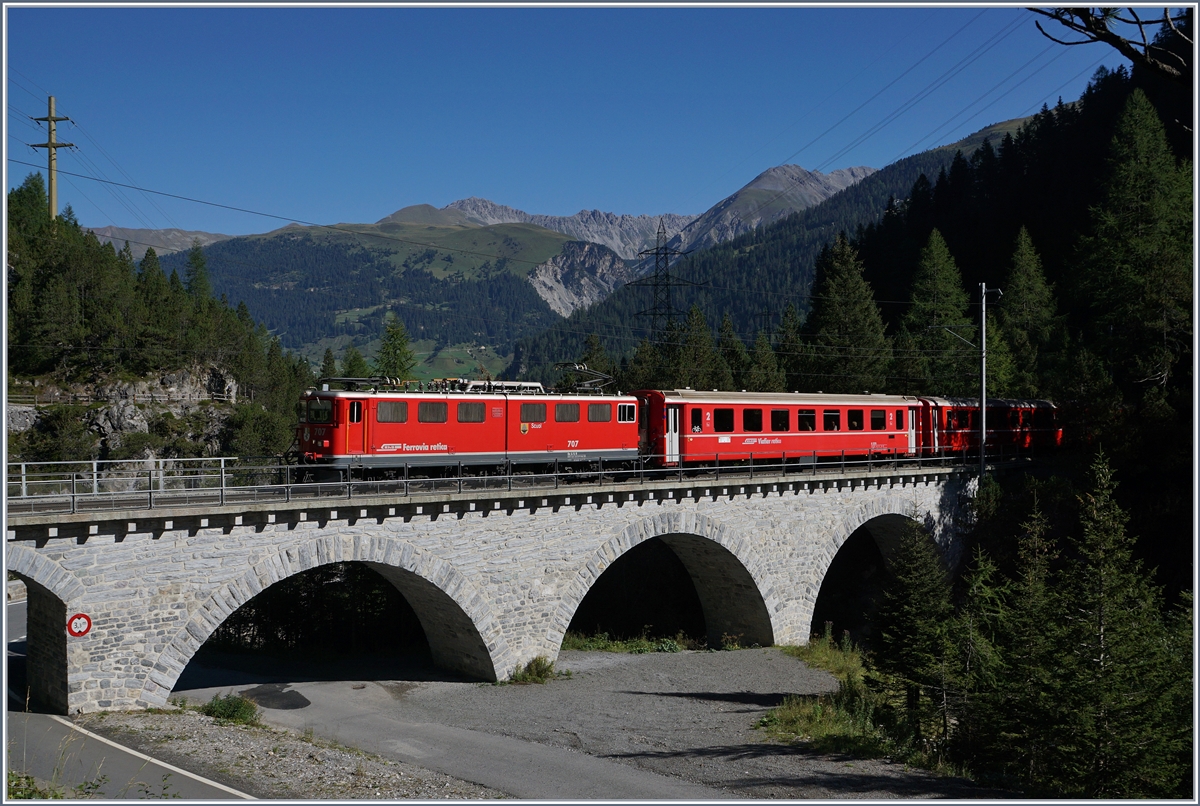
(5, 5), (1126, 235)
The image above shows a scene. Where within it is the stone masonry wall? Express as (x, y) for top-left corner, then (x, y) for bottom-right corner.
(7, 470), (972, 714)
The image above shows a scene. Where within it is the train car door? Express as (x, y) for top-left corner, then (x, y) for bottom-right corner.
(907, 407), (917, 455)
(665, 405), (681, 464)
(346, 399), (365, 454)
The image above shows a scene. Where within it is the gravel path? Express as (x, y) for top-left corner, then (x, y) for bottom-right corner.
(115, 645), (1011, 799)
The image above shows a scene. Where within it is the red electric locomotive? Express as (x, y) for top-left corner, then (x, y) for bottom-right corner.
(296, 378), (639, 476)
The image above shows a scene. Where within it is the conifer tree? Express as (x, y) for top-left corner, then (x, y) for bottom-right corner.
(775, 304), (806, 392)
(319, 347), (338, 379)
(1077, 88), (1192, 395)
(744, 331), (785, 392)
(617, 339), (662, 392)
(893, 230), (976, 396)
(997, 227), (1057, 397)
(798, 234), (890, 393)
(374, 315), (417, 379)
(341, 345), (370, 379)
(874, 519), (953, 741)
(184, 239), (212, 305)
(717, 314), (750, 390)
(1054, 453), (1182, 797)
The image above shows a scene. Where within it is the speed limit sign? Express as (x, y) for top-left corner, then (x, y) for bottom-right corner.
(67, 613), (92, 637)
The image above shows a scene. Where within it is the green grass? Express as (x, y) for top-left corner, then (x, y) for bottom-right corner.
(561, 630), (702, 653)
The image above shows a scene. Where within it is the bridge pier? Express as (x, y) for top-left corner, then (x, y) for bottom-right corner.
(6, 468), (975, 714)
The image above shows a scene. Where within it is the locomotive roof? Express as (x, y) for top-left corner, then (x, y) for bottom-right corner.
(647, 389), (920, 405)
(921, 396), (1058, 408)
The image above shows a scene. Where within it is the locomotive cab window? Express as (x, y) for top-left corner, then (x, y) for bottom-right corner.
(618, 403), (636, 423)
(520, 403), (546, 423)
(870, 410), (886, 430)
(555, 403), (579, 422)
(297, 402), (308, 423)
(308, 399), (333, 424)
(798, 409), (816, 431)
(458, 402), (486, 423)
(377, 401), (408, 423)
(823, 410), (841, 431)
(349, 401), (363, 424)
(714, 408), (734, 432)
(691, 408), (702, 432)
(588, 403), (612, 422)
(770, 409), (789, 432)
(743, 408), (763, 432)
(418, 401), (448, 423)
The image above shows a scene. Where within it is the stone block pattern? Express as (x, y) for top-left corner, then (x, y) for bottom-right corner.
(8, 473), (970, 714)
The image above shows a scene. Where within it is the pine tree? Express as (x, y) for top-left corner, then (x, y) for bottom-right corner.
(341, 345), (370, 379)
(1078, 89), (1192, 395)
(1054, 453), (1183, 797)
(717, 314), (750, 390)
(374, 315), (416, 379)
(997, 227), (1057, 397)
(670, 306), (731, 391)
(873, 518), (953, 741)
(798, 234), (891, 394)
(319, 347), (338, 380)
(617, 339), (662, 392)
(894, 229), (976, 396)
(184, 239), (212, 304)
(744, 331), (785, 392)
(775, 304), (806, 392)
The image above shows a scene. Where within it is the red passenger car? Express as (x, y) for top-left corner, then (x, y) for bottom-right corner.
(636, 389), (922, 466)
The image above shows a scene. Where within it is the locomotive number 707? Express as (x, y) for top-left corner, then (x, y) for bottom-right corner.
(567, 440), (579, 448)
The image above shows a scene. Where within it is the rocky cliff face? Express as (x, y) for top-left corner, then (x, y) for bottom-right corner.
(445, 198), (696, 260)
(526, 241), (640, 317)
(666, 165), (876, 255)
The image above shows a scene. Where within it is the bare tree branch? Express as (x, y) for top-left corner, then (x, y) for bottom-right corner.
(1027, 8), (1192, 87)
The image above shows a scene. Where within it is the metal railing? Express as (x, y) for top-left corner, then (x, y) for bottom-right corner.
(7, 391), (235, 407)
(4, 448), (1017, 518)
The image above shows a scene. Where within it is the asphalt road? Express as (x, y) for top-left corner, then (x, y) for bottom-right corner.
(6, 600), (250, 800)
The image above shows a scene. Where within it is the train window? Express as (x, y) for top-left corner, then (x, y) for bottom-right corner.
(743, 409), (763, 432)
(458, 402), (486, 423)
(555, 403), (580, 422)
(377, 401), (408, 423)
(691, 408), (703, 432)
(520, 403), (546, 423)
(798, 409), (816, 431)
(349, 401), (363, 424)
(847, 409), (864, 431)
(870, 410), (886, 430)
(823, 410), (841, 431)
(714, 408), (734, 432)
(308, 399), (333, 424)
(896, 409), (905, 430)
(618, 403), (636, 423)
(418, 401), (448, 423)
(771, 409), (789, 432)
(588, 403), (612, 422)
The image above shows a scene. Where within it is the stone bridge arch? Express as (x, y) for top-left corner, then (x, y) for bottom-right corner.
(146, 534), (508, 707)
(553, 511), (776, 651)
(8, 544), (85, 713)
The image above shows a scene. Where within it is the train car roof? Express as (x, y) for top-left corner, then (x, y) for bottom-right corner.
(921, 396), (1058, 408)
(302, 388), (637, 400)
(640, 389), (920, 405)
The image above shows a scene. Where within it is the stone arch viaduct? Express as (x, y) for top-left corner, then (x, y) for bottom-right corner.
(6, 467), (976, 714)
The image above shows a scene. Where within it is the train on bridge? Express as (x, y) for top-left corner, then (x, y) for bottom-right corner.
(295, 376), (1061, 478)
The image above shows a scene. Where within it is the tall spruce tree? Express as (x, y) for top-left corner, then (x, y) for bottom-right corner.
(374, 315), (417, 379)
(997, 227), (1057, 398)
(775, 304), (806, 392)
(873, 518), (954, 741)
(1054, 453), (1183, 797)
(893, 229), (976, 396)
(341, 345), (370, 379)
(319, 347), (338, 379)
(744, 331), (785, 392)
(1077, 88), (1192, 396)
(797, 234), (890, 393)
(717, 314), (750, 390)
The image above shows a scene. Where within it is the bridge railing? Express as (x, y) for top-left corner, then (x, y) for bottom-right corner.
(4, 447), (1017, 519)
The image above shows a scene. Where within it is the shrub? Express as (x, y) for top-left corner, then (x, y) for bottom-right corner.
(510, 656), (556, 684)
(198, 693), (259, 725)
